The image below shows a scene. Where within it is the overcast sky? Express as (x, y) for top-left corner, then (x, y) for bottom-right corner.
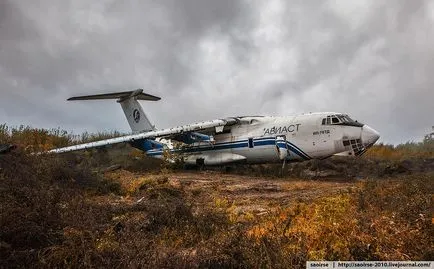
(1, 0), (433, 144)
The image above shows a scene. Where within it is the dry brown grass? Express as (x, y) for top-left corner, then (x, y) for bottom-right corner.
(245, 174), (433, 263)
(0, 124), (125, 153)
(364, 139), (434, 160)
(1, 124), (433, 268)
(1, 152), (433, 268)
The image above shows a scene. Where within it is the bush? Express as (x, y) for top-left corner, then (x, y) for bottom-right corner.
(241, 174), (433, 263)
(365, 137), (434, 160)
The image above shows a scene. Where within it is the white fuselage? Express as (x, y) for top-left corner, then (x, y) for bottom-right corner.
(146, 112), (379, 166)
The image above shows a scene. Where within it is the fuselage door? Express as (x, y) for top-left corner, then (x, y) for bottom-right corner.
(275, 135), (288, 160)
(248, 137), (254, 148)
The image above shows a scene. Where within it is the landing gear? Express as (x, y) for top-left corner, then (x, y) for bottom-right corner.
(224, 166), (233, 173)
(196, 158), (205, 171)
(280, 158), (287, 177)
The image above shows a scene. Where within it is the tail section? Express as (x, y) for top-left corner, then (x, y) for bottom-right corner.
(119, 95), (154, 133)
(68, 89), (160, 133)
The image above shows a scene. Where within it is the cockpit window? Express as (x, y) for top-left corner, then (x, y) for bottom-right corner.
(345, 115), (354, 122)
(337, 115), (347, 122)
(321, 114), (363, 127)
(332, 117), (339, 124)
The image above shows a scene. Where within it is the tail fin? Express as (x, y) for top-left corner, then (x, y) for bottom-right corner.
(68, 89), (160, 133)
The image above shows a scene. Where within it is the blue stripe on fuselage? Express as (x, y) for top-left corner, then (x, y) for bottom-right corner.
(254, 137), (310, 160)
(286, 141), (311, 160)
(145, 137), (311, 160)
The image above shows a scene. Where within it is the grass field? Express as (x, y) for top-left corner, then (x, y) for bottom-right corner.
(0, 125), (433, 268)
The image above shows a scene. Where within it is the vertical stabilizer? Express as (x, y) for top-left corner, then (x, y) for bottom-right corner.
(67, 89), (160, 133)
(119, 96), (154, 133)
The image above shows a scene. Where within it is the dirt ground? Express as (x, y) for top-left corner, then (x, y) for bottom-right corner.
(174, 172), (357, 212)
(106, 170), (357, 215)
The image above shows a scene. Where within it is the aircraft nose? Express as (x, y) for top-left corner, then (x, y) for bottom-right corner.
(361, 125), (380, 147)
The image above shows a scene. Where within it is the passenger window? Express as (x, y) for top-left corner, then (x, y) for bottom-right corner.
(322, 118), (326, 125)
(326, 117), (331, 125)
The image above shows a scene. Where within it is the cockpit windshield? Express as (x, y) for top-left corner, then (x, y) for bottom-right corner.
(321, 114), (363, 127)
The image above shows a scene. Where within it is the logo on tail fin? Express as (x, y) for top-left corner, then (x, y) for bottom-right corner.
(133, 109), (140, 123)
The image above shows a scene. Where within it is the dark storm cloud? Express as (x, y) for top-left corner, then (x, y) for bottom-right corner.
(1, 0), (433, 144)
(0, 0), (253, 130)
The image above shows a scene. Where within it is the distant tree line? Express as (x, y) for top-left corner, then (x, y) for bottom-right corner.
(0, 124), (125, 152)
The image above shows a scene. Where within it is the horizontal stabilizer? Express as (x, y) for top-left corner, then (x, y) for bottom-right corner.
(67, 89), (160, 101)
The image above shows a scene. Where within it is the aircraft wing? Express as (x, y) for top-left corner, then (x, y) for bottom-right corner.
(48, 118), (238, 154)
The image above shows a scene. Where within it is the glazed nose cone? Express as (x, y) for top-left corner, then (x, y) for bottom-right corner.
(361, 125), (380, 147)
